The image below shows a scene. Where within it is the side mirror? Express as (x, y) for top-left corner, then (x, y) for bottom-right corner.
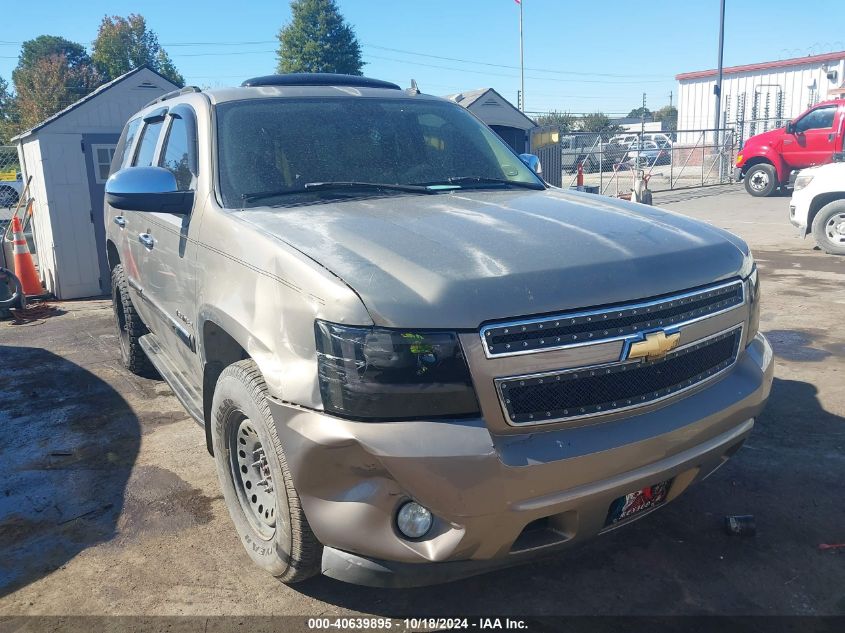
(519, 153), (543, 176)
(106, 166), (194, 215)
(785, 121), (796, 135)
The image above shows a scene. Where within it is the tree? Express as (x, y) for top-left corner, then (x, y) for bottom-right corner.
(628, 106), (652, 119)
(579, 112), (624, 136)
(13, 49), (100, 130)
(92, 14), (184, 86)
(12, 35), (96, 98)
(535, 110), (574, 132)
(276, 0), (363, 75)
(653, 105), (678, 131)
(0, 76), (19, 144)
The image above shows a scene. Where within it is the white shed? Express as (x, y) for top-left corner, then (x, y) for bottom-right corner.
(13, 67), (179, 299)
(443, 88), (536, 153)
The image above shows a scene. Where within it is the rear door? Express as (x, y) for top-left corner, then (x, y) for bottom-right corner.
(782, 104), (838, 168)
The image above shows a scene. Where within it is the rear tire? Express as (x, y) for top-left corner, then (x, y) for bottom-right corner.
(743, 163), (777, 197)
(211, 359), (322, 584)
(111, 264), (157, 377)
(811, 200), (845, 256)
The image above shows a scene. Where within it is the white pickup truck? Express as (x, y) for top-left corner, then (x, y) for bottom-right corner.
(790, 155), (845, 255)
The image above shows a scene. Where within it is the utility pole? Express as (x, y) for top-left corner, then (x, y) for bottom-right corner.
(713, 0), (726, 132)
(640, 93), (647, 136)
(519, 0), (525, 111)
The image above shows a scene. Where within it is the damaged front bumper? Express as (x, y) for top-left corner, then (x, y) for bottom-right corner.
(268, 334), (773, 587)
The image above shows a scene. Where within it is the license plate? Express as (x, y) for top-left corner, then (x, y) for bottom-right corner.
(604, 479), (672, 527)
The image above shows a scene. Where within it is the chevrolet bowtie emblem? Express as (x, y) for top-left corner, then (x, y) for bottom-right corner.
(627, 331), (681, 361)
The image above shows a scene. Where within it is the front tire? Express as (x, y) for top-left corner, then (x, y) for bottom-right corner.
(812, 200), (845, 256)
(211, 359), (321, 584)
(111, 264), (156, 377)
(743, 163), (777, 197)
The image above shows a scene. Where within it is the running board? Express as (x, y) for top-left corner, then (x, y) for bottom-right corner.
(139, 333), (204, 425)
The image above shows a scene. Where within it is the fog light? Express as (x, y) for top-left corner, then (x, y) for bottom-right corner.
(396, 501), (432, 539)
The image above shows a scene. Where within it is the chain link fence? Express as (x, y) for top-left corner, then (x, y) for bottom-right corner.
(532, 127), (740, 195)
(0, 146), (23, 210)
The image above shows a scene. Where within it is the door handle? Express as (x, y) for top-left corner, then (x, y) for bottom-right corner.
(138, 233), (154, 249)
(828, 133), (835, 141)
(113, 215), (126, 228)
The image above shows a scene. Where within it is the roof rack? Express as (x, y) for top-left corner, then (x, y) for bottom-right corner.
(241, 73), (401, 90)
(144, 85), (202, 108)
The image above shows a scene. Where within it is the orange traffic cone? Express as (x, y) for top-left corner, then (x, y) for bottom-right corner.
(10, 216), (43, 296)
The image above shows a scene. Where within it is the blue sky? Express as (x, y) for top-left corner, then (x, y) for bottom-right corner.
(2, 0), (844, 115)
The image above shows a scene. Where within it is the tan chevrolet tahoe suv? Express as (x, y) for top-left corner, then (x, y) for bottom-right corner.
(104, 73), (773, 587)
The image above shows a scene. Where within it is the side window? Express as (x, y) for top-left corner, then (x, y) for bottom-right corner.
(91, 145), (117, 183)
(133, 120), (164, 166)
(111, 118), (142, 174)
(795, 106), (836, 133)
(159, 114), (197, 191)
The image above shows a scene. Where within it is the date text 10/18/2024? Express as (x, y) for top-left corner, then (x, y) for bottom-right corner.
(307, 618), (530, 630)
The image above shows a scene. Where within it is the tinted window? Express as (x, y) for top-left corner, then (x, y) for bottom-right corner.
(795, 106), (836, 133)
(133, 120), (163, 166)
(215, 97), (543, 208)
(160, 116), (195, 190)
(112, 118), (142, 173)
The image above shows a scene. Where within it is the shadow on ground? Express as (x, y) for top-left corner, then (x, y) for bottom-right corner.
(0, 347), (140, 597)
(296, 377), (845, 616)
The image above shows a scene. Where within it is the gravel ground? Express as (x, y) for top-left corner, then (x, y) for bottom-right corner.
(0, 183), (843, 619)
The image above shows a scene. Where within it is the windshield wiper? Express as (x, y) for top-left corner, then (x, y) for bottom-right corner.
(242, 181), (435, 203)
(415, 177), (545, 190)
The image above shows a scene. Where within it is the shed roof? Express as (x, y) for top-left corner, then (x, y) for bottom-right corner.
(443, 88), (536, 130)
(12, 66), (180, 141)
(676, 50), (845, 82)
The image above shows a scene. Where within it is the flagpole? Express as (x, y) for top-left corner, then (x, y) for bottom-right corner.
(519, 0), (525, 111)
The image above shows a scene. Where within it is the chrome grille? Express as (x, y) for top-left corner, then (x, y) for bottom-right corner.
(481, 280), (744, 358)
(497, 327), (742, 425)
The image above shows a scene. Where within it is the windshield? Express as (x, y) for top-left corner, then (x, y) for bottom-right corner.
(215, 97), (544, 207)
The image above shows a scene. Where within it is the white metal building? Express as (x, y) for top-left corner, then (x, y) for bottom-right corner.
(13, 67), (179, 299)
(676, 50), (845, 135)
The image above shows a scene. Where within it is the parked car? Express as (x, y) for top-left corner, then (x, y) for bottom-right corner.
(643, 132), (674, 148)
(625, 140), (670, 167)
(104, 73), (772, 588)
(609, 133), (638, 147)
(561, 134), (629, 173)
(735, 99), (845, 197)
(789, 153), (845, 255)
(0, 172), (22, 208)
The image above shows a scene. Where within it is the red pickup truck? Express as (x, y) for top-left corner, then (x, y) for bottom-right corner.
(735, 99), (845, 196)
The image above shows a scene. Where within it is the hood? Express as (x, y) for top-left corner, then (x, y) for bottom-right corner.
(232, 189), (749, 329)
(743, 127), (785, 151)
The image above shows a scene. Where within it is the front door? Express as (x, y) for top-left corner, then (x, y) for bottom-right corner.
(83, 134), (120, 294)
(782, 104), (839, 169)
(133, 105), (202, 382)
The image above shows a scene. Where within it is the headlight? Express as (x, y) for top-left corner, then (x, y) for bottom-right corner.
(314, 320), (480, 419)
(746, 265), (760, 343)
(793, 174), (814, 191)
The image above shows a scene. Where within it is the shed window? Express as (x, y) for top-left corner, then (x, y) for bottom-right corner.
(91, 145), (117, 184)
